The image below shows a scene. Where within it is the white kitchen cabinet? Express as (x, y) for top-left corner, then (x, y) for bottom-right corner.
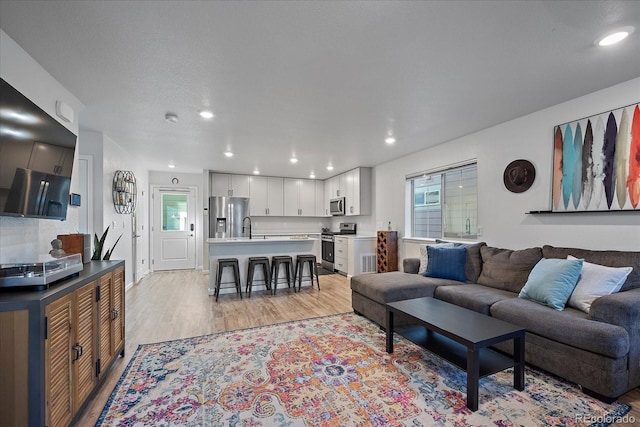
(284, 178), (315, 216)
(314, 180), (326, 216)
(249, 176), (283, 216)
(334, 236), (348, 274)
(325, 176), (339, 199)
(345, 167), (372, 216)
(334, 236), (376, 277)
(338, 173), (347, 198)
(210, 173), (250, 197)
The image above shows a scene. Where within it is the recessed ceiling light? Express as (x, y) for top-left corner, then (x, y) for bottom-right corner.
(224, 151), (233, 157)
(326, 165), (334, 171)
(596, 26), (634, 46)
(290, 157), (298, 164)
(309, 172), (316, 179)
(385, 136), (396, 144)
(199, 110), (214, 119)
(253, 169), (260, 175)
(165, 112), (179, 123)
(168, 164), (176, 169)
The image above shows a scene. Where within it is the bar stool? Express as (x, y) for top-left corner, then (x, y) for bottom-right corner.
(271, 255), (294, 295)
(246, 256), (271, 297)
(294, 254), (320, 292)
(215, 258), (242, 302)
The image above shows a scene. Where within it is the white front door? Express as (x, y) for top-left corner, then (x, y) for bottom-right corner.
(152, 187), (196, 270)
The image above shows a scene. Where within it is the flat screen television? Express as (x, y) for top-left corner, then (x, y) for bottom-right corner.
(0, 78), (77, 220)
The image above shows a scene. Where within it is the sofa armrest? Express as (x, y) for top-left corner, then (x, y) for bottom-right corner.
(403, 258), (420, 274)
(588, 288), (640, 332)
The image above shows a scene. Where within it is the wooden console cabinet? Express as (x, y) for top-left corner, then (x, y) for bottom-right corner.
(0, 261), (125, 427)
(377, 231), (398, 272)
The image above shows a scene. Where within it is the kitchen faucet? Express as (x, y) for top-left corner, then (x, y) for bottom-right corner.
(242, 216), (252, 239)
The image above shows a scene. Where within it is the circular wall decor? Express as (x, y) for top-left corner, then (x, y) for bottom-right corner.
(503, 159), (536, 193)
(172, 177), (179, 184)
(112, 170), (137, 213)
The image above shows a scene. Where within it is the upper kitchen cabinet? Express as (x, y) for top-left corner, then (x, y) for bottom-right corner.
(315, 180), (326, 216)
(249, 176), (284, 216)
(324, 167), (372, 216)
(210, 173), (250, 198)
(284, 178), (316, 216)
(345, 167), (372, 216)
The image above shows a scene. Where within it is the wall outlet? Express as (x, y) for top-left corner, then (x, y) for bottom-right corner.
(477, 226), (483, 236)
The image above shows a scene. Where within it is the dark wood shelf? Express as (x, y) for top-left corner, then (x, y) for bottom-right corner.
(396, 325), (517, 378)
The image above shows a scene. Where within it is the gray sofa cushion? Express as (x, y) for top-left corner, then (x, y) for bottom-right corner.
(434, 284), (516, 315)
(542, 245), (640, 291)
(403, 258), (420, 274)
(435, 240), (486, 283)
(404, 241), (486, 282)
(350, 272), (459, 304)
(491, 297), (629, 358)
(477, 246), (543, 293)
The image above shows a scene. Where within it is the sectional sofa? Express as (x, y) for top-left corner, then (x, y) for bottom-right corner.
(350, 243), (640, 401)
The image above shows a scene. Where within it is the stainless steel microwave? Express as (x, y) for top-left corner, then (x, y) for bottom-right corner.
(330, 197), (346, 216)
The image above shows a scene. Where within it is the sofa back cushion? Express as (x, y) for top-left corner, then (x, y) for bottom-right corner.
(436, 240), (486, 283)
(542, 245), (640, 291)
(477, 246), (543, 292)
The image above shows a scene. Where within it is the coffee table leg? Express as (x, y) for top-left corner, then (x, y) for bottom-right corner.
(514, 334), (525, 391)
(386, 309), (394, 353)
(466, 348), (479, 411)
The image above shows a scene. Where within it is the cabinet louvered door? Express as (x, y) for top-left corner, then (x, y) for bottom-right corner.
(98, 273), (113, 376)
(45, 295), (74, 427)
(73, 281), (97, 413)
(112, 267), (125, 353)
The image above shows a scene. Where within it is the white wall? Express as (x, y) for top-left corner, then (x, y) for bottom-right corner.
(101, 135), (149, 287)
(375, 77), (640, 266)
(0, 30), (84, 261)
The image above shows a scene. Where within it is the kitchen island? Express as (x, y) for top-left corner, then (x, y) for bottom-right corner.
(207, 237), (320, 296)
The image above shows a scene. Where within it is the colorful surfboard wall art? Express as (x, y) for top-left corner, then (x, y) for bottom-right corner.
(552, 103), (639, 211)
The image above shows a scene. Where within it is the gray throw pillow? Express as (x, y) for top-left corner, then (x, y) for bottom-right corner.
(477, 246), (543, 293)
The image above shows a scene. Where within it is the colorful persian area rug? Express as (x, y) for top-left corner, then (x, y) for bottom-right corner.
(96, 313), (630, 427)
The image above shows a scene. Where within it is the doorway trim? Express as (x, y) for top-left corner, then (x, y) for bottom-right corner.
(149, 185), (199, 271)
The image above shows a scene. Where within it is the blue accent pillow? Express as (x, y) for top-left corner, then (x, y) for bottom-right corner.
(424, 245), (467, 282)
(518, 258), (583, 310)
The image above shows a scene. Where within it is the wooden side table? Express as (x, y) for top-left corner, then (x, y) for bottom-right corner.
(377, 231), (398, 272)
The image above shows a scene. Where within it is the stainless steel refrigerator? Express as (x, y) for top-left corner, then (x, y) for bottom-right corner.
(208, 196), (250, 239)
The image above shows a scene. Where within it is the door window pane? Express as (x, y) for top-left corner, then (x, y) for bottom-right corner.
(162, 194), (188, 231)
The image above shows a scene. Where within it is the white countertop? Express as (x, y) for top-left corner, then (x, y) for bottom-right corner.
(334, 234), (376, 239)
(207, 237), (318, 244)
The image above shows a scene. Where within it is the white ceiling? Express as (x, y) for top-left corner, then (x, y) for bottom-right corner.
(1, 1), (639, 179)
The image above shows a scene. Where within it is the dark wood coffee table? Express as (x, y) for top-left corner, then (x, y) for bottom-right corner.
(386, 297), (525, 411)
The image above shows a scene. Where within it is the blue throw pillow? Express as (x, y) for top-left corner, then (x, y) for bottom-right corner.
(424, 245), (467, 282)
(518, 258), (583, 310)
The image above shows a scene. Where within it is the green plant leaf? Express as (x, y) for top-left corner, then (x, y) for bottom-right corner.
(91, 226), (110, 260)
(103, 233), (123, 260)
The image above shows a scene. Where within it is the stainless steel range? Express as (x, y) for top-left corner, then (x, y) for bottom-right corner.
(321, 223), (356, 271)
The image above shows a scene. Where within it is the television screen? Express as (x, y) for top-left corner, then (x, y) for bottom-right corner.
(0, 78), (77, 220)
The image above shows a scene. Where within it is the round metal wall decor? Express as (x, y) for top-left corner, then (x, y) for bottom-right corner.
(503, 159), (535, 193)
(112, 170), (137, 213)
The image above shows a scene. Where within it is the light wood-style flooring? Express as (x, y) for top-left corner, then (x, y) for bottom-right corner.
(77, 270), (638, 426)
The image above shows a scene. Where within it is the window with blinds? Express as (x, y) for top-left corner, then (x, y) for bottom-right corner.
(408, 162), (477, 239)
